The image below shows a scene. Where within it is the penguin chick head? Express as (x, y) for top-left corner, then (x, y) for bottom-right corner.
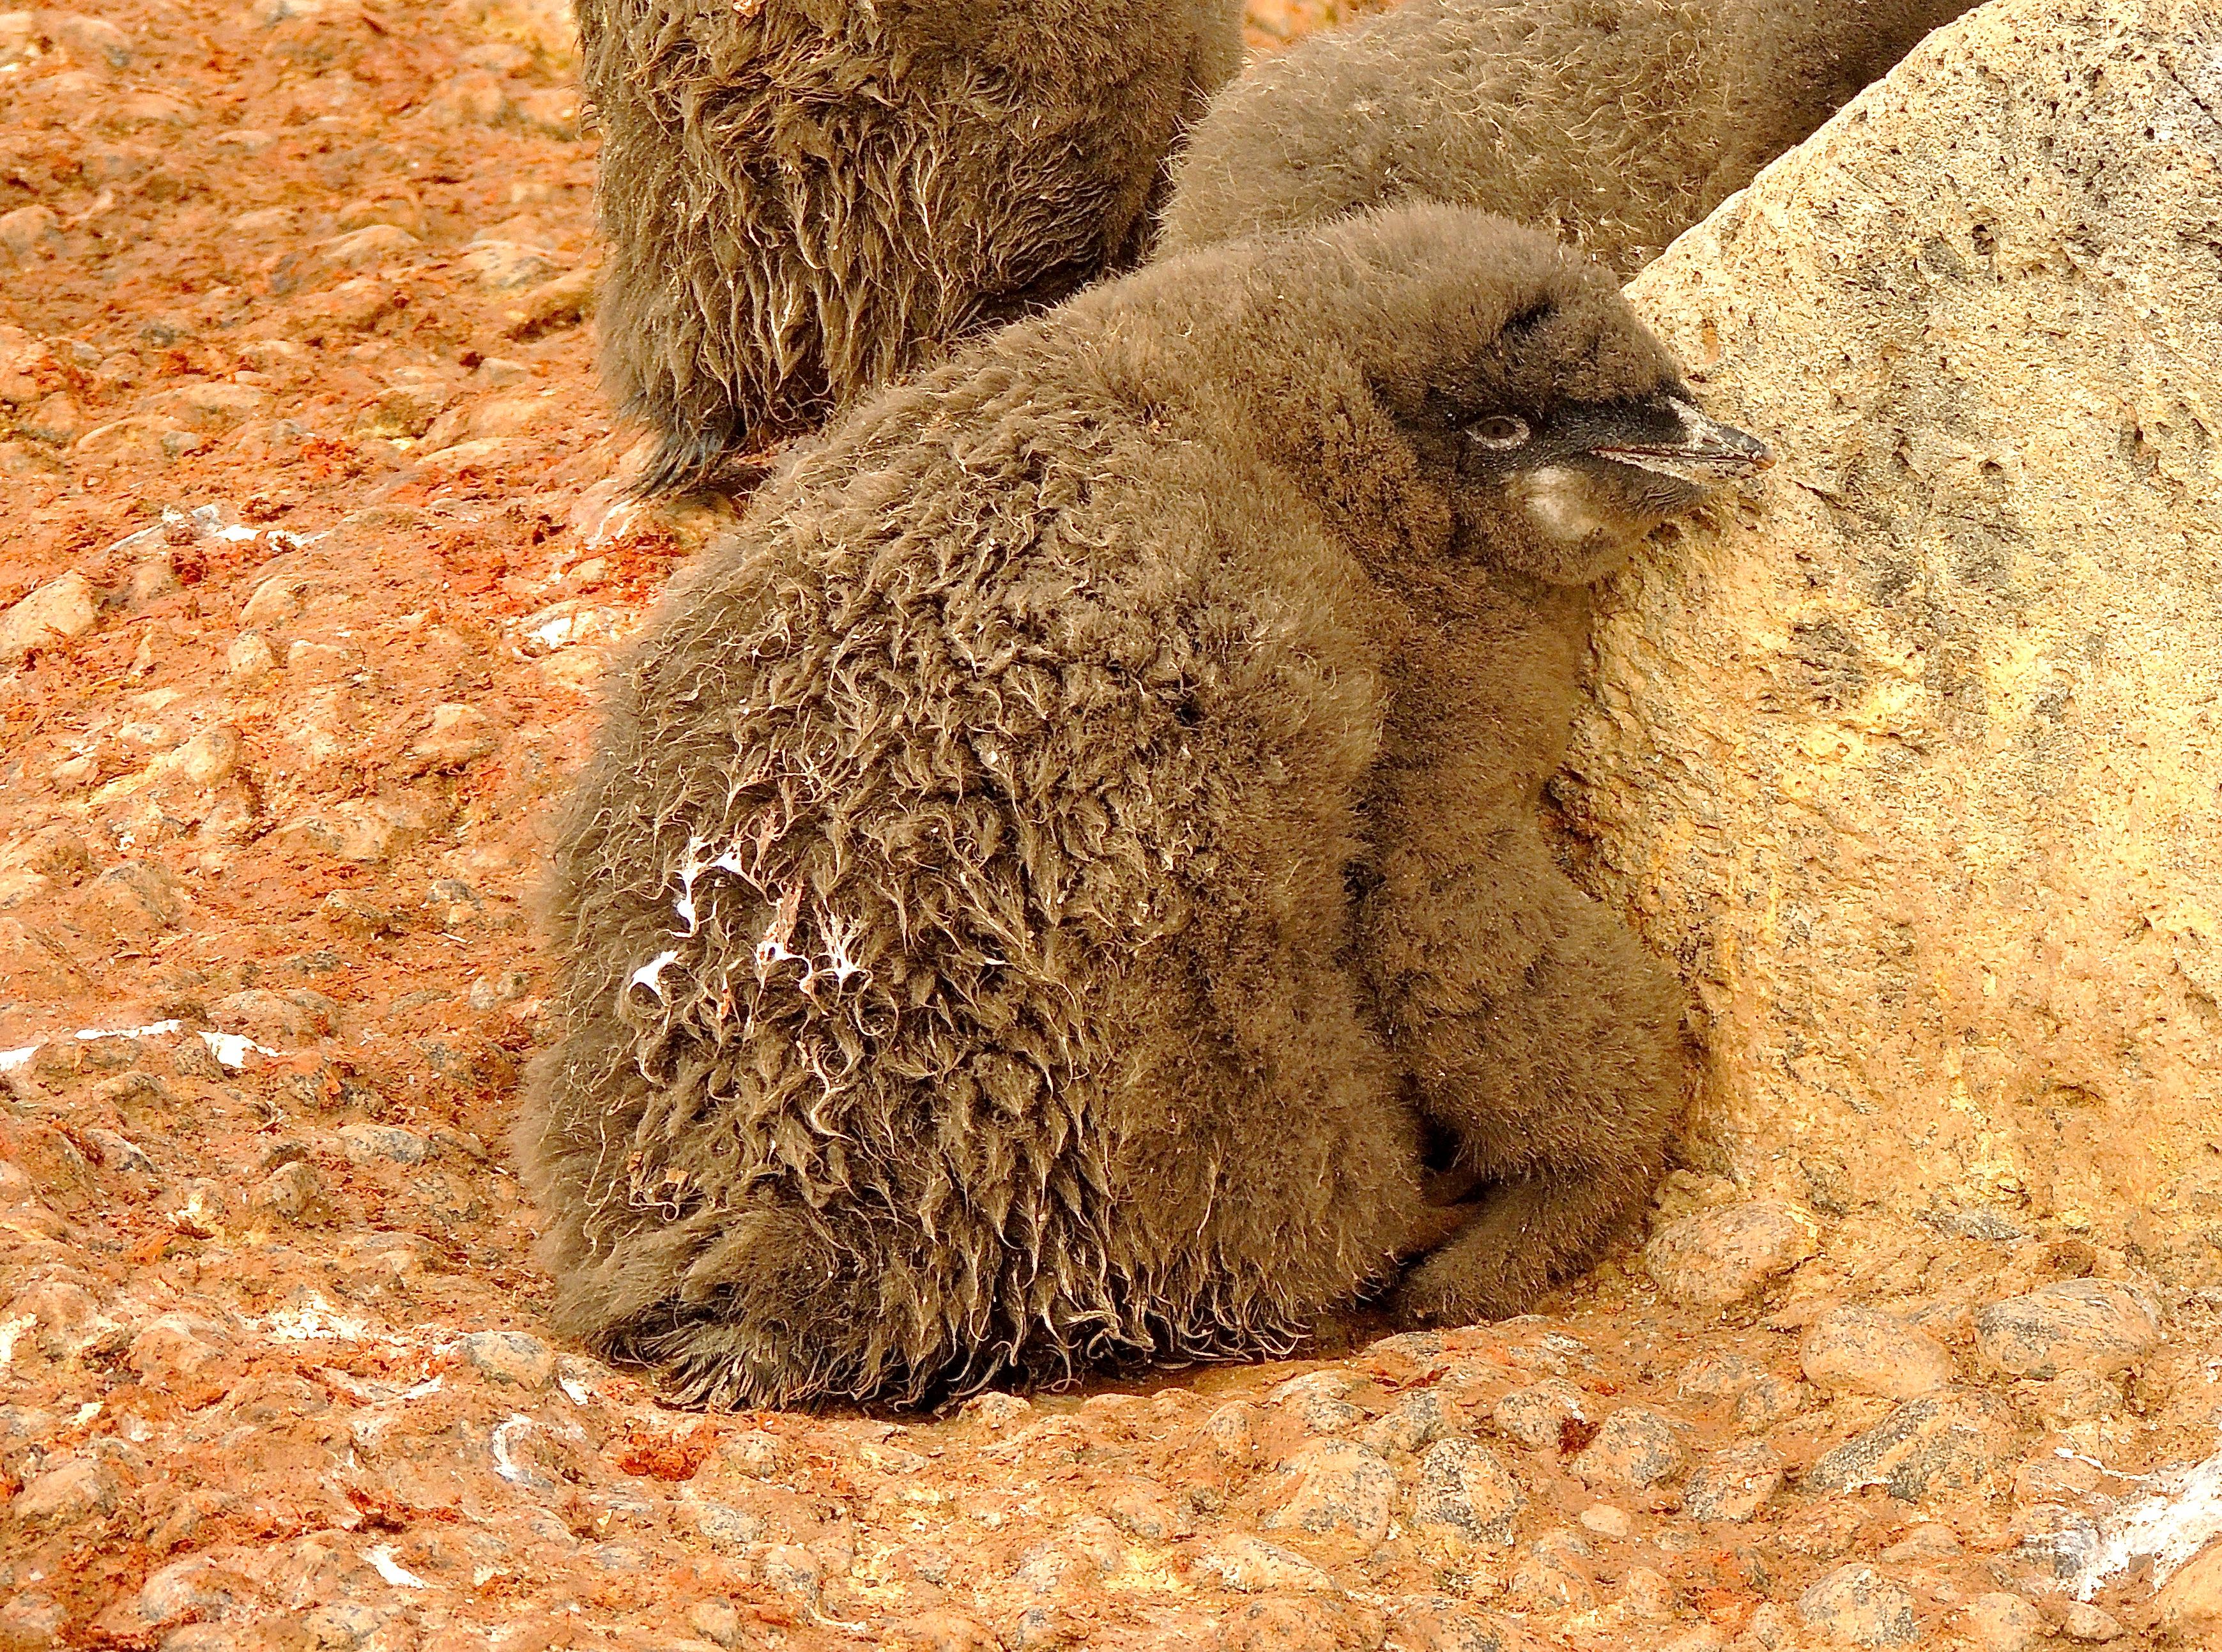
(1268, 205), (1772, 585)
(1439, 388), (1774, 584)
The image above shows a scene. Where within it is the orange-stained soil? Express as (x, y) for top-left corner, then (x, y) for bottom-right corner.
(0, 4), (2208, 1651)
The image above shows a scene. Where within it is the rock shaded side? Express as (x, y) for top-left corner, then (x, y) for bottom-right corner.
(1572, 0), (2222, 1243)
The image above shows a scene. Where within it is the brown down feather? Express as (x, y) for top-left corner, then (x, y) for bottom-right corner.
(517, 203), (1729, 1409)
(578, 0), (1245, 496)
(1156, 0), (1981, 269)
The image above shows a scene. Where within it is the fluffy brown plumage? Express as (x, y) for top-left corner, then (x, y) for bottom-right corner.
(518, 203), (1767, 1408)
(579, 0), (1245, 496)
(1157, 0), (1978, 269)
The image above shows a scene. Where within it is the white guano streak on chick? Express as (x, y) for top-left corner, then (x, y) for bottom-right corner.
(671, 834), (711, 933)
(627, 951), (682, 1004)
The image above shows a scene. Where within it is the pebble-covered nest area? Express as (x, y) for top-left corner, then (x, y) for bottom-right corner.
(1, 3), (2218, 1651)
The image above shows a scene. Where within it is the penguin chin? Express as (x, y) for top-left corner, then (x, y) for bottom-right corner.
(1510, 464), (1607, 542)
(1494, 465), (1647, 585)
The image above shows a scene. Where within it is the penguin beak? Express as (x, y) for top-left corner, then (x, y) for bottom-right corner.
(1589, 396), (1773, 484)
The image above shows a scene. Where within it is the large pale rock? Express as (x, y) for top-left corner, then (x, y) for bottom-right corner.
(1569, 0), (2222, 1235)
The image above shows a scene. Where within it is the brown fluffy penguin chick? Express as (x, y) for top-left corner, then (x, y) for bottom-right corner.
(580, 0), (1245, 496)
(1157, 0), (1977, 270)
(517, 203), (1768, 1408)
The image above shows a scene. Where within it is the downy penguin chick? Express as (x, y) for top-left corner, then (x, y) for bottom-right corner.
(518, 203), (1769, 1408)
(1158, 0), (1978, 270)
(580, 0), (1246, 496)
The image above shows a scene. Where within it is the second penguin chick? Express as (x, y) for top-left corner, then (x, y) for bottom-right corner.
(582, 0), (1245, 496)
(1158, 0), (1977, 270)
(518, 203), (1768, 1409)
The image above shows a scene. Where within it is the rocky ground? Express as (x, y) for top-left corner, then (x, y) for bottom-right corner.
(1, 2), (2218, 1650)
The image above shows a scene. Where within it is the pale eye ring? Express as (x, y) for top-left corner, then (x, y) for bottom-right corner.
(1468, 414), (1531, 450)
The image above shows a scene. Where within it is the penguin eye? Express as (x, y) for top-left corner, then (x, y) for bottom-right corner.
(1468, 415), (1531, 450)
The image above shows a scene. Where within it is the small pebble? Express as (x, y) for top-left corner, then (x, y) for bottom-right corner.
(251, 1159), (323, 1221)
(1506, 1531), (1596, 1614)
(1267, 1369), (1368, 1433)
(1578, 1503), (1632, 1538)
(1800, 1306), (1955, 1399)
(1411, 1437), (1526, 1546)
(1493, 1378), (1589, 1449)
(1361, 1388), (1452, 1453)
(458, 1330), (556, 1389)
(1802, 1394), (2010, 1501)
(1571, 1406), (1685, 1490)
(1623, 1564), (1676, 1620)
(1961, 1592), (2043, 1652)
(1191, 1534), (1335, 1595)
(1798, 1564), (1917, 1648)
(1878, 1524), (1962, 1561)
(1973, 1280), (2159, 1379)
(337, 1122), (432, 1165)
(1262, 1440), (1397, 1546)
(1685, 1440), (1784, 1522)
(2153, 1541), (2222, 1641)
(2059, 1602), (2122, 1642)
(1644, 1200), (1821, 1306)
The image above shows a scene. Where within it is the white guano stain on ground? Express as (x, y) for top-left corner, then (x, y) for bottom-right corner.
(199, 1030), (279, 1067)
(367, 1544), (429, 1589)
(261, 1293), (375, 1343)
(7, 1021), (187, 1071)
(2, 1024), (279, 1073)
(0, 1315), (36, 1368)
(74, 1020), (184, 1041)
(490, 1413), (535, 1485)
(2067, 1434), (2222, 1598)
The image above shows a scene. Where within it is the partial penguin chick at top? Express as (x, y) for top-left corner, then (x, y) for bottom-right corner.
(517, 203), (1770, 1409)
(579, 0), (1245, 496)
(1158, 0), (1978, 270)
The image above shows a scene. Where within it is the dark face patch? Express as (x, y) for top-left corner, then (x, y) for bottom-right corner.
(1397, 376), (1771, 584)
